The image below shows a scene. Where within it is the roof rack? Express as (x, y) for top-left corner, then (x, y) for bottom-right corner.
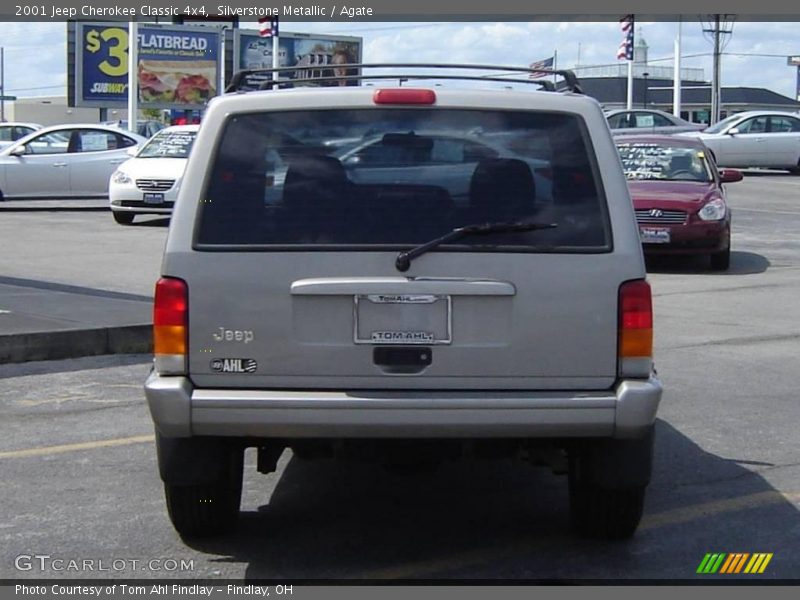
(225, 63), (583, 95)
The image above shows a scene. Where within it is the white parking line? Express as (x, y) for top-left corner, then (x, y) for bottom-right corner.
(0, 434), (154, 459)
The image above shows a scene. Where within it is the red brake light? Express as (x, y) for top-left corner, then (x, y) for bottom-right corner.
(620, 280), (652, 330)
(373, 89), (436, 105)
(619, 280), (653, 361)
(154, 277), (187, 327)
(154, 277), (187, 364)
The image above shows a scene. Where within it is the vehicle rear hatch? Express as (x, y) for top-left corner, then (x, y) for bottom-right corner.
(176, 99), (637, 390)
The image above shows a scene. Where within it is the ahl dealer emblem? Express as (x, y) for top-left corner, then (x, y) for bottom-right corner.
(649, 208), (664, 218)
(211, 358), (258, 373)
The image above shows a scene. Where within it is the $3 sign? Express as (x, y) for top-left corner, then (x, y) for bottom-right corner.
(85, 27), (129, 77)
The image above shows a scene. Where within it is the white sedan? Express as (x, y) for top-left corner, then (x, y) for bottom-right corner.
(0, 124), (146, 200)
(677, 110), (800, 171)
(108, 125), (199, 225)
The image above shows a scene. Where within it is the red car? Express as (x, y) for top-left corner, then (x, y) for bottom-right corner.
(615, 134), (743, 271)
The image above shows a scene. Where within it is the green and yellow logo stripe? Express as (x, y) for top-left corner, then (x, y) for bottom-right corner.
(697, 553), (773, 574)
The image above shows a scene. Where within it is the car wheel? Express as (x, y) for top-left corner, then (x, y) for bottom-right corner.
(0, 188), (4, 201)
(112, 211), (135, 225)
(163, 448), (244, 538)
(710, 246), (731, 271)
(568, 478), (646, 540)
(567, 429), (653, 539)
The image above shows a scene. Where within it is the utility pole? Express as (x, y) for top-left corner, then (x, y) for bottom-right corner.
(711, 15), (721, 124)
(703, 15), (734, 125)
(673, 19), (682, 118)
(1, 47), (5, 122)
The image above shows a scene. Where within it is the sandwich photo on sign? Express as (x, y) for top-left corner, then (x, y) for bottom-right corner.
(138, 60), (217, 105)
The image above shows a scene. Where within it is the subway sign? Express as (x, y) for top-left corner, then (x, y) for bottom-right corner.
(71, 22), (220, 109)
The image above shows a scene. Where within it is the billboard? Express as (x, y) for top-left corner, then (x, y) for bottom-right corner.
(73, 22), (221, 108)
(233, 30), (362, 87)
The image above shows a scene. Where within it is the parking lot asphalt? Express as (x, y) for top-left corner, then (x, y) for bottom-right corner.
(0, 200), (157, 364)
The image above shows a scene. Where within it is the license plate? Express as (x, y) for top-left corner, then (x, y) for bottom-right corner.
(143, 193), (164, 205)
(354, 294), (452, 345)
(639, 227), (671, 244)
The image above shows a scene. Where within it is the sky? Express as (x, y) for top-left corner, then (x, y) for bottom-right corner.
(0, 19), (798, 101)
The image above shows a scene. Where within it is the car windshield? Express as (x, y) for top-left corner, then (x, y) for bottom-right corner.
(137, 130), (196, 159)
(195, 108), (611, 251)
(616, 141), (713, 182)
(703, 114), (744, 134)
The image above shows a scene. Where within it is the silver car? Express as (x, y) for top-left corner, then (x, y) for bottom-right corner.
(0, 124), (146, 200)
(677, 110), (800, 171)
(337, 131), (553, 206)
(146, 71), (662, 540)
(0, 122), (42, 151)
(606, 108), (705, 136)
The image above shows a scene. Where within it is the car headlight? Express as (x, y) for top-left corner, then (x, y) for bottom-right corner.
(698, 198), (726, 221)
(111, 170), (132, 185)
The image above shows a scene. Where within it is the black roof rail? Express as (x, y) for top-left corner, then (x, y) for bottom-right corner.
(225, 63), (583, 95)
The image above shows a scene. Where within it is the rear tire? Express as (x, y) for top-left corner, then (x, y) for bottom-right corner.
(164, 447), (243, 538)
(112, 211), (135, 225)
(567, 428), (653, 539)
(710, 245), (730, 271)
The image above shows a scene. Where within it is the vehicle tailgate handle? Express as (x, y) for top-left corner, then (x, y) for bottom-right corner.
(291, 277), (516, 296)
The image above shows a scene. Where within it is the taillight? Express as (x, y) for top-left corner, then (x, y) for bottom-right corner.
(154, 277), (187, 374)
(373, 89), (436, 105)
(618, 279), (653, 378)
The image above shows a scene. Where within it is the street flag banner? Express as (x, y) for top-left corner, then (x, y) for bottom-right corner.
(529, 56), (555, 78)
(617, 14), (634, 60)
(258, 16), (279, 38)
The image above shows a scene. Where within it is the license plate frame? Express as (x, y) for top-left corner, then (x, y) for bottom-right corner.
(639, 226), (671, 244)
(143, 192), (165, 205)
(353, 294), (452, 345)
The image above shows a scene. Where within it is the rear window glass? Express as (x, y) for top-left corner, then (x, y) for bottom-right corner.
(196, 109), (610, 250)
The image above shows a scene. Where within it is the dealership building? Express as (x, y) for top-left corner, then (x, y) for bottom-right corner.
(570, 37), (800, 123)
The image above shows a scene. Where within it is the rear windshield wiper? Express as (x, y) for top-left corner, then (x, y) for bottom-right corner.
(395, 221), (558, 272)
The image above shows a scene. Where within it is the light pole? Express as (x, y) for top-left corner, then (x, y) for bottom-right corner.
(642, 72), (650, 109)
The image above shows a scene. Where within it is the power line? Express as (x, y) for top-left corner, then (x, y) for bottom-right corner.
(722, 52), (796, 58)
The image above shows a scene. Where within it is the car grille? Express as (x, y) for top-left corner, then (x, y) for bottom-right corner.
(136, 179), (175, 192)
(635, 209), (687, 225)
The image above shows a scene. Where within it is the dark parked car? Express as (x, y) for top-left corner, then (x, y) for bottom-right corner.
(615, 135), (743, 270)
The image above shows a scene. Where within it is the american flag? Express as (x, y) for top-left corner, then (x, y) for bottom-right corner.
(258, 16), (279, 38)
(617, 14), (634, 60)
(528, 56), (555, 78)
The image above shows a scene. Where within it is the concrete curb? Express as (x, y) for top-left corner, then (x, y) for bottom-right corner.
(0, 324), (152, 364)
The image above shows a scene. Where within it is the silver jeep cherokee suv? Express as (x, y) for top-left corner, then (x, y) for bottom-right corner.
(145, 65), (662, 539)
